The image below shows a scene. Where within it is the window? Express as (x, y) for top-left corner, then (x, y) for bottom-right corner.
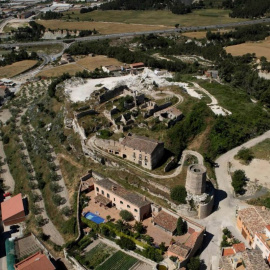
(114, 198), (115, 201)
(133, 152), (136, 158)
(96, 187), (99, 192)
(139, 154), (142, 160)
(107, 193), (110, 198)
(102, 190), (104, 195)
(134, 209), (138, 212)
(120, 201), (123, 204)
(127, 205), (130, 208)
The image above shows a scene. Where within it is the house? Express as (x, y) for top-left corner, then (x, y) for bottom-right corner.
(222, 243), (246, 257)
(14, 251), (55, 270)
(1, 193), (25, 226)
(81, 178), (94, 193)
(237, 206), (270, 246)
(17, 11), (33, 19)
(253, 225), (270, 262)
(60, 53), (74, 64)
(220, 249), (269, 270)
(102, 65), (122, 74)
(130, 62), (144, 69)
(0, 78), (15, 87)
(205, 70), (219, 79)
(153, 210), (178, 235)
(119, 135), (164, 170)
(94, 178), (151, 221)
(168, 242), (191, 261)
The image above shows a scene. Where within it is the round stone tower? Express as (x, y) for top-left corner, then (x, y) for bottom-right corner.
(185, 164), (206, 195)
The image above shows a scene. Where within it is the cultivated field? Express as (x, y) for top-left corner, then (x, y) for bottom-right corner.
(37, 20), (169, 34)
(38, 55), (122, 77)
(64, 9), (244, 27)
(183, 31), (207, 39)
(96, 251), (138, 270)
(0, 60), (38, 78)
(225, 37), (270, 60)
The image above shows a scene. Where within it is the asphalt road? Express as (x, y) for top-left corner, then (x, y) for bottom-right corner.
(0, 17), (269, 48)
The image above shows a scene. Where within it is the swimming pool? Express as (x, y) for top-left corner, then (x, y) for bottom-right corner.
(84, 212), (105, 224)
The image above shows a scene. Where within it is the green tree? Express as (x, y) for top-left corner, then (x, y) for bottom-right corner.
(232, 170), (246, 194)
(133, 221), (144, 233)
(116, 236), (136, 250)
(3, 135), (9, 144)
(170, 186), (187, 204)
(176, 217), (187, 236)
(120, 210), (134, 222)
(187, 257), (201, 270)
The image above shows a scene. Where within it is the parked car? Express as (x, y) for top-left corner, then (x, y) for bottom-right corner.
(3, 192), (11, 197)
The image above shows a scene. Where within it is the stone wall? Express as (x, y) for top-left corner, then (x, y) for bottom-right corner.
(99, 85), (126, 104)
(75, 110), (97, 120)
(198, 195), (214, 219)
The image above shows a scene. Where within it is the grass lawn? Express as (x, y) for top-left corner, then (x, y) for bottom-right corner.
(96, 250), (138, 270)
(250, 139), (270, 161)
(38, 55), (122, 77)
(64, 9), (244, 27)
(37, 19), (169, 34)
(0, 60), (38, 78)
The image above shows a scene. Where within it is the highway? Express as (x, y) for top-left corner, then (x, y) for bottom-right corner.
(0, 17), (269, 48)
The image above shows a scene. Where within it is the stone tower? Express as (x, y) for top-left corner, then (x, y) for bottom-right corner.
(185, 164), (206, 195)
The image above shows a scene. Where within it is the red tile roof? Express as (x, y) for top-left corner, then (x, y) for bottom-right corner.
(153, 210), (177, 233)
(266, 225), (270, 232)
(233, 243), (245, 253)
(14, 252), (55, 270)
(130, 62), (144, 68)
(1, 194), (24, 221)
(185, 232), (199, 248)
(222, 247), (235, 257)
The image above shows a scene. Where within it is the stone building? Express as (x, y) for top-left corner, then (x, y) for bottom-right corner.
(94, 178), (151, 221)
(253, 225), (270, 263)
(185, 164), (214, 219)
(95, 135), (164, 170)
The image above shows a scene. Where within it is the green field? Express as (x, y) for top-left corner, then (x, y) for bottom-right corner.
(84, 243), (116, 269)
(250, 139), (270, 160)
(96, 251), (138, 270)
(65, 9), (244, 27)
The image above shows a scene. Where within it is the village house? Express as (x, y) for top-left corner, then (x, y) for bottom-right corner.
(130, 62), (145, 69)
(60, 53), (74, 64)
(205, 70), (219, 79)
(252, 225), (270, 263)
(1, 193), (26, 226)
(222, 243), (246, 257)
(220, 249), (268, 270)
(237, 206), (270, 246)
(94, 177), (151, 221)
(14, 251), (55, 270)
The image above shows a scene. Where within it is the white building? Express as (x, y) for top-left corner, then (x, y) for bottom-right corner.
(253, 225), (270, 262)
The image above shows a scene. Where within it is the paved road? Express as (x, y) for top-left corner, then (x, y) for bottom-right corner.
(198, 130), (270, 268)
(0, 18), (269, 48)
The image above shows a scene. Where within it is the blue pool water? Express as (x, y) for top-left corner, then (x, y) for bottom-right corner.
(84, 212), (105, 224)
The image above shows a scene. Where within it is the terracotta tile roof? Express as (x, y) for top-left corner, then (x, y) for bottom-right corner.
(222, 248), (235, 257)
(14, 252), (55, 270)
(238, 206), (270, 235)
(130, 62), (144, 68)
(185, 232), (199, 248)
(95, 178), (150, 208)
(120, 135), (163, 154)
(81, 178), (94, 192)
(266, 225), (270, 231)
(153, 211), (177, 233)
(168, 242), (191, 258)
(233, 243), (245, 253)
(1, 194), (25, 222)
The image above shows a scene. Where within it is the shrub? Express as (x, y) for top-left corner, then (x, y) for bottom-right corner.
(119, 210), (134, 222)
(61, 206), (73, 217)
(170, 186), (187, 204)
(232, 170), (246, 194)
(52, 194), (66, 206)
(61, 217), (77, 235)
(116, 236), (136, 250)
(3, 135), (10, 144)
(236, 147), (254, 164)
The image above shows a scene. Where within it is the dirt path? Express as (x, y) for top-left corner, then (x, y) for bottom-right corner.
(0, 140), (15, 192)
(87, 136), (203, 179)
(58, 153), (83, 169)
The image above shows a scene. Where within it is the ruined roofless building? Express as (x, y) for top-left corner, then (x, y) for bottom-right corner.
(185, 164), (206, 195)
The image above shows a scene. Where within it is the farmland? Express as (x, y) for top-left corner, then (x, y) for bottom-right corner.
(96, 251), (138, 270)
(37, 20), (169, 34)
(0, 60), (38, 78)
(64, 9), (244, 27)
(38, 55), (123, 77)
(225, 37), (270, 60)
